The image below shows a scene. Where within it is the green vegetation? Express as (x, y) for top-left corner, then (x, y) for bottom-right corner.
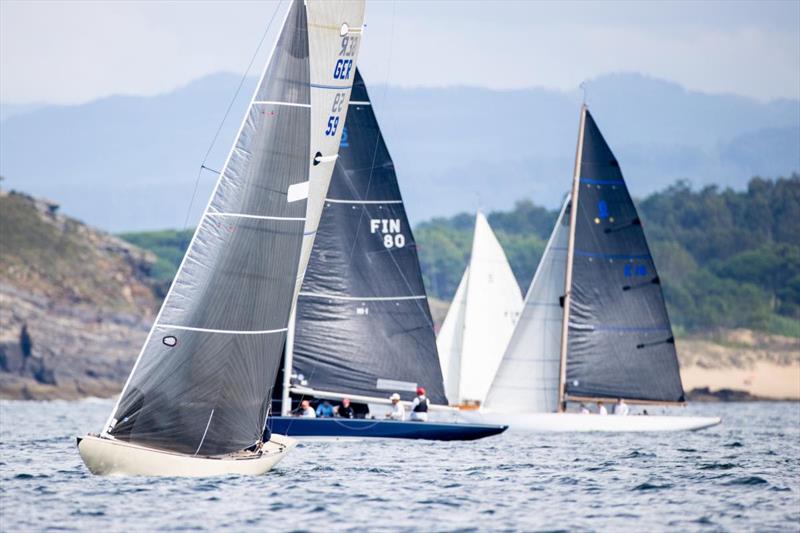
(417, 175), (800, 336)
(119, 229), (192, 297)
(0, 192), (142, 310)
(119, 176), (800, 337)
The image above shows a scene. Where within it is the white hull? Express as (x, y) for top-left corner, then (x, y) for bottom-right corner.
(461, 411), (721, 432)
(77, 434), (296, 476)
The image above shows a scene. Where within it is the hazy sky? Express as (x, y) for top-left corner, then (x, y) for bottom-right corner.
(1, 0), (798, 105)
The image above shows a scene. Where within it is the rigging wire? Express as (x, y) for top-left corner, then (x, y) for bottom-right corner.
(180, 0), (284, 231)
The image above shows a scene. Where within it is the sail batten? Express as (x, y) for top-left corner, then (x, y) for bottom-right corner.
(289, 70), (447, 405)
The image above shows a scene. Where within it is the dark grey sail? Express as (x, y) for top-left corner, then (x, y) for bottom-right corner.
(565, 109), (685, 403)
(289, 69), (447, 405)
(107, 1), (311, 456)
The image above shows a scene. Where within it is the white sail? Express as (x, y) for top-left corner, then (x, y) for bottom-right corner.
(436, 212), (522, 405)
(484, 197), (570, 413)
(436, 265), (469, 403)
(296, 1), (365, 296)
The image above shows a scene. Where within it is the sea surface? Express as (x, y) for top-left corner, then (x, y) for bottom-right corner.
(0, 400), (798, 532)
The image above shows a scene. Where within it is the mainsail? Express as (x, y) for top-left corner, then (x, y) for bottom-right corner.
(436, 213), (523, 405)
(564, 108), (684, 403)
(483, 198), (570, 413)
(289, 69), (447, 405)
(103, 0), (365, 456)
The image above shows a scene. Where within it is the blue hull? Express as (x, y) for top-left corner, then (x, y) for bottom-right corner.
(267, 417), (507, 441)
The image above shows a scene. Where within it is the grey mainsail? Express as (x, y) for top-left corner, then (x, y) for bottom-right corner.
(288, 70), (448, 405)
(564, 108), (685, 403)
(106, 1), (311, 456)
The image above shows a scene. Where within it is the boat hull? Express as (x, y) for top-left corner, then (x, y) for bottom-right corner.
(461, 411), (721, 432)
(77, 434), (296, 476)
(267, 416), (507, 441)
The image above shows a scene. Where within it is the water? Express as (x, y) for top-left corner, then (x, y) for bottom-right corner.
(1, 400), (798, 532)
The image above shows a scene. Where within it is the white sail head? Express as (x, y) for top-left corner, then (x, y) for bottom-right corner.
(484, 197), (570, 413)
(436, 212), (523, 405)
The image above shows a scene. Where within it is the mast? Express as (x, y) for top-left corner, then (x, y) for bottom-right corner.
(281, 307), (296, 416)
(557, 104), (587, 412)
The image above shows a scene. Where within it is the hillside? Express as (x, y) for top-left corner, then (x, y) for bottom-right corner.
(0, 188), (156, 399)
(1, 72), (798, 231)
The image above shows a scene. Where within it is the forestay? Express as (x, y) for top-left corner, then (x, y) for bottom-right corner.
(291, 70), (447, 405)
(565, 109), (684, 403)
(484, 197), (570, 413)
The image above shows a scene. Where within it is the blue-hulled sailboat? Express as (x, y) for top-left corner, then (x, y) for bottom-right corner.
(266, 70), (506, 441)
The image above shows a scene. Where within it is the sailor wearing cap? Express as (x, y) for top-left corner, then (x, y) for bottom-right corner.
(409, 387), (429, 422)
(385, 392), (405, 421)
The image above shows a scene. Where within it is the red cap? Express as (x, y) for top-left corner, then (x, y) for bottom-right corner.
(416, 387), (425, 395)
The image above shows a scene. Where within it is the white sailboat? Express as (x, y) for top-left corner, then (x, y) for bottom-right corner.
(436, 212), (523, 406)
(78, 0), (366, 476)
(471, 105), (720, 432)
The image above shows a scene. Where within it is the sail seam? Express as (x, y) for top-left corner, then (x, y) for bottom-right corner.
(349, 101), (371, 105)
(156, 324), (288, 335)
(251, 100), (311, 108)
(325, 198), (403, 204)
(298, 292), (426, 301)
(205, 212), (306, 222)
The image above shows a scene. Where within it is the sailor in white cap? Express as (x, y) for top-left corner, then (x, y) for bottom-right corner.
(385, 393), (405, 421)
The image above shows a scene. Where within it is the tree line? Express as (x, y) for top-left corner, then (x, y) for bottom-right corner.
(122, 175), (800, 337)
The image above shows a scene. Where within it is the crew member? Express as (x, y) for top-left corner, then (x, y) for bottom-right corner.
(295, 399), (316, 418)
(386, 393), (405, 420)
(335, 398), (355, 419)
(596, 401), (608, 416)
(613, 398), (630, 416)
(409, 387), (429, 422)
(316, 399), (335, 418)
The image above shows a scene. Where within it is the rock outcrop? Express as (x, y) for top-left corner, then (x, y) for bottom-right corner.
(0, 189), (156, 399)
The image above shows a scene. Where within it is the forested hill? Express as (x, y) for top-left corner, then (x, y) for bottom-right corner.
(415, 176), (799, 336)
(121, 176), (800, 337)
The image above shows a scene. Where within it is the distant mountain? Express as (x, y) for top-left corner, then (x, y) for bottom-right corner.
(1, 72), (798, 231)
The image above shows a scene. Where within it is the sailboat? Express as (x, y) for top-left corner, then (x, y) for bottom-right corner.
(266, 70), (507, 440)
(470, 105), (721, 432)
(77, 0), (366, 476)
(436, 212), (523, 407)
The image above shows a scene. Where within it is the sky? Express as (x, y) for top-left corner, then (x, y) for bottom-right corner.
(1, 0), (799, 106)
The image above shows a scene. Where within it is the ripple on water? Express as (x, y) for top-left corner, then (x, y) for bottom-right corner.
(624, 450), (656, 459)
(725, 476), (768, 486)
(699, 462), (737, 470)
(633, 482), (673, 491)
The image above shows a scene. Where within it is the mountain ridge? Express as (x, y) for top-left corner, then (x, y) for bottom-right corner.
(1, 71), (798, 232)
